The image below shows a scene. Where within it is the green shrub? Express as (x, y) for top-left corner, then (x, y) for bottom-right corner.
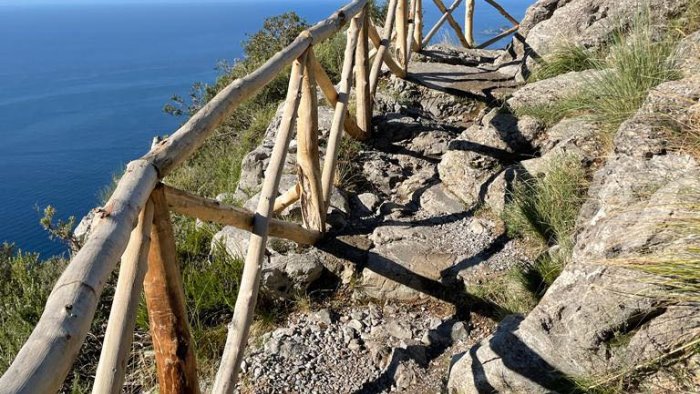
(0, 243), (65, 373)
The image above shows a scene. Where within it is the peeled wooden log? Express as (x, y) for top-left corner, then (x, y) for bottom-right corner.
(142, 0), (369, 177)
(0, 160), (158, 394)
(405, 0), (418, 65)
(477, 24), (519, 49)
(92, 199), (155, 394)
(308, 52), (367, 141)
(163, 184), (320, 245)
(296, 51), (326, 233)
(464, 0), (475, 47)
(396, 0), (408, 65)
(428, 0), (470, 47)
(322, 8), (362, 206)
(370, 0), (399, 95)
(212, 52), (307, 394)
(367, 20), (407, 79)
(144, 186), (199, 394)
(355, 7), (372, 135)
(413, 0), (423, 51)
(272, 183), (301, 214)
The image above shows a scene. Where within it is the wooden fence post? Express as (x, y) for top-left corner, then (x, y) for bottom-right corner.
(212, 52), (307, 394)
(355, 7), (371, 135)
(296, 49), (326, 233)
(93, 199), (155, 394)
(465, 0), (475, 47)
(143, 185), (199, 394)
(414, 0), (423, 51)
(322, 9), (362, 207)
(405, 0), (418, 63)
(396, 0), (408, 66)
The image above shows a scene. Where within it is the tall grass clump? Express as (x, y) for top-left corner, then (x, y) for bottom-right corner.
(517, 9), (681, 136)
(529, 44), (599, 82)
(502, 155), (589, 297)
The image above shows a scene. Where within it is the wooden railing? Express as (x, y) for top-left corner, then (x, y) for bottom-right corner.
(423, 0), (520, 49)
(0, 0), (519, 392)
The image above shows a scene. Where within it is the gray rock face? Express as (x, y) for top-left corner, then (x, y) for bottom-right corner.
(506, 69), (608, 111)
(262, 252), (324, 299)
(448, 75), (700, 393)
(499, 0), (687, 80)
(438, 109), (544, 207)
(675, 31), (700, 78)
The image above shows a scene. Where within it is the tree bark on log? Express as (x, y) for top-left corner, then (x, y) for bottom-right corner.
(143, 186), (199, 394)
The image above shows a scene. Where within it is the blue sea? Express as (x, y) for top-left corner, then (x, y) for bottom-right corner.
(0, 0), (531, 257)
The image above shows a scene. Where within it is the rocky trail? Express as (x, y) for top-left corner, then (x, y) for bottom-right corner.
(212, 45), (539, 393)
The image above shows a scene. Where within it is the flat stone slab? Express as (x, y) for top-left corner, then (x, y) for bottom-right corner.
(408, 61), (518, 102)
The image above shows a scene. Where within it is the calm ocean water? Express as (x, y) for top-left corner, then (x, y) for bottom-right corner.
(0, 0), (531, 257)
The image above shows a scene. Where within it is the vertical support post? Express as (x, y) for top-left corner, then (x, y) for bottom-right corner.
(405, 0), (418, 64)
(93, 199), (155, 394)
(143, 185), (199, 394)
(322, 12), (362, 207)
(465, 0), (475, 47)
(355, 7), (371, 136)
(414, 0), (423, 51)
(296, 48), (326, 232)
(396, 0), (408, 67)
(212, 53), (307, 394)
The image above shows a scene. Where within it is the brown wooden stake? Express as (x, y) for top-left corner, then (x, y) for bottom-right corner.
(144, 185), (199, 394)
(296, 50), (326, 232)
(212, 52), (307, 394)
(321, 9), (362, 207)
(396, 0), (408, 66)
(355, 7), (372, 136)
(427, 0), (469, 47)
(93, 199), (154, 394)
(465, 0), (475, 47)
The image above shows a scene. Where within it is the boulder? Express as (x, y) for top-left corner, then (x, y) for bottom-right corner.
(675, 31), (700, 78)
(261, 252), (324, 299)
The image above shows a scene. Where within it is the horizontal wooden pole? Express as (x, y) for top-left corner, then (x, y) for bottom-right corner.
(162, 184), (322, 245)
(142, 0), (369, 177)
(0, 160), (158, 393)
(273, 183), (301, 214)
(477, 25), (519, 49)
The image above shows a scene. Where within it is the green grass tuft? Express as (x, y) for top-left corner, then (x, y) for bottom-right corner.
(529, 44), (599, 82)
